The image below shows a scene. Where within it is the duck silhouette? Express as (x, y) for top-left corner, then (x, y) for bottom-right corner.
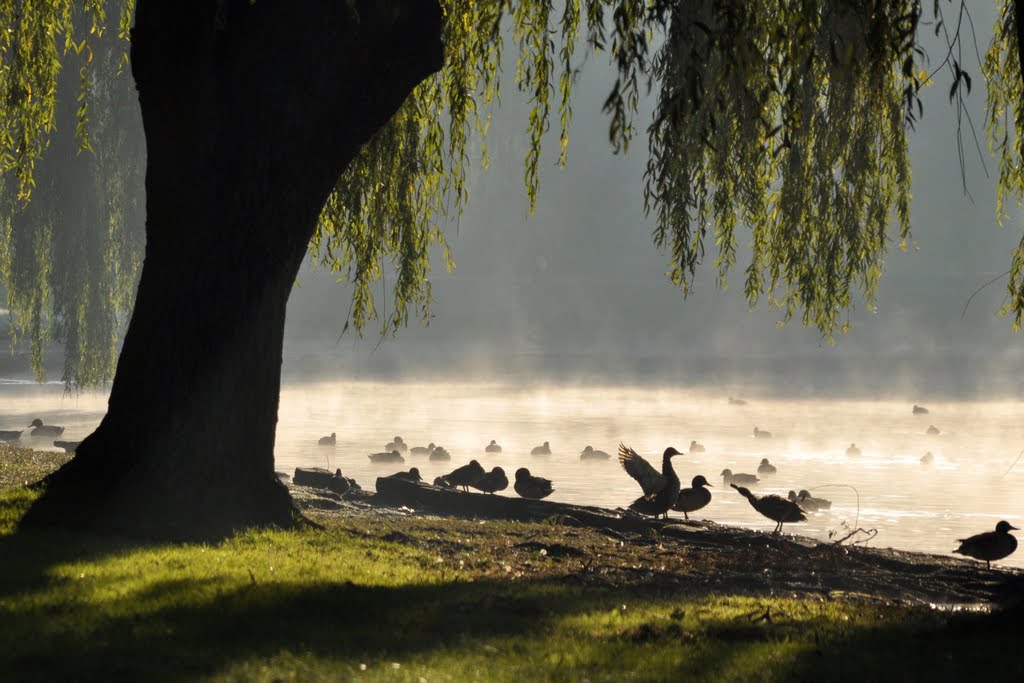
(318, 432), (336, 446)
(530, 441), (551, 456)
(471, 466), (508, 494)
(787, 489), (831, 512)
(386, 467), (422, 483)
(926, 425), (940, 435)
(579, 445), (610, 460)
(689, 440), (706, 453)
(672, 475), (712, 520)
(757, 458), (777, 475)
(753, 426), (772, 439)
(429, 446), (451, 461)
(385, 436), (408, 453)
(920, 451), (934, 465)
(410, 442), (435, 456)
(0, 429), (22, 442)
(733, 484), (806, 533)
(721, 469), (759, 486)
(28, 419), (64, 437)
(485, 440), (502, 453)
(54, 440), (80, 452)
(442, 460), (485, 491)
(618, 444), (683, 519)
(514, 468), (553, 499)
(368, 450), (404, 463)
(912, 404), (929, 415)
(953, 521), (1018, 569)
(845, 443), (861, 457)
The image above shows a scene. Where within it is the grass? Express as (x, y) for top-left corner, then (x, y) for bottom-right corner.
(1, 446), (1023, 681)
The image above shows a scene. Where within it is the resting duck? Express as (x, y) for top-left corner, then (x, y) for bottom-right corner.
(386, 467), (422, 483)
(318, 432), (336, 446)
(410, 442), (435, 456)
(514, 468), (553, 499)
(442, 460), (485, 491)
(0, 429), (22, 442)
(787, 489), (831, 512)
(385, 436), (408, 453)
(618, 444), (683, 519)
(429, 446), (451, 461)
(485, 440), (502, 453)
(368, 450), (404, 463)
(753, 426), (772, 439)
(912, 404), (929, 414)
(580, 445), (610, 460)
(845, 443), (861, 457)
(54, 440), (80, 452)
(728, 396), (748, 405)
(28, 419), (64, 437)
(953, 521), (1019, 569)
(531, 441), (551, 456)
(732, 484), (806, 533)
(921, 451), (934, 465)
(926, 425), (940, 435)
(471, 466), (508, 494)
(689, 440), (706, 453)
(757, 458), (777, 475)
(721, 469), (759, 486)
(672, 475), (712, 519)
(433, 475), (457, 489)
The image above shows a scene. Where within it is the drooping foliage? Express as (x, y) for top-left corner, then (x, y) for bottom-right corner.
(4, 0), (1024, 386)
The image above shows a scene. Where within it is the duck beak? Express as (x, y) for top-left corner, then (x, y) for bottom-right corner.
(706, 483), (714, 487)
(1011, 525), (1021, 530)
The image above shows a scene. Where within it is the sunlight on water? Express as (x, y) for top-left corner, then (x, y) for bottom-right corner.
(2, 379), (1022, 568)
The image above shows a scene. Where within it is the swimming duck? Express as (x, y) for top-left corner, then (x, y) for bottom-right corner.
(753, 426), (772, 439)
(514, 468), (554, 499)
(953, 521), (1019, 569)
(672, 475), (713, 519)
(580, 445), (610, 460)
(921, 451), (934, 465)
(386, 467), (422, 483)
(728, 396), (748, 405)
(913, 404), (929, 414)
(53, 440), (80, 452)
(385, 436), (408, 453)
(757, 458), (777, 475)
(471, 466), (508, 494)
(368, 450), (405, 463)
(618, 444), (683, 519)
(410, 442), (435, 456)
(732, 483), (806, 533)
(688, 440), (706, 453)
(442, 460), (485, 491)
(28, 418), (64, 437)
(531, 441), (551, 456)
(926, 425), (940, 435)
(845, 443), (861, 457)
(429, 446), (451, 461)
(485, 440), (502, 453)
(0, 429), (21, 442)
(787, 489), (831, 512)
(318, 432), (336, 446)
(721, 469), (759, 486)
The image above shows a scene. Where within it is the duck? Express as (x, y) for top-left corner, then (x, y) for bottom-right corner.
(845, 443), (861, 457)
(688, 440), (706, 453)
(471, 466), (508, 494)
(485, 440), (502, 453)
(753, 426), (772, 439)
(429, 446), (451, 461)
(580, 445), (610, 460)
(921, 451), (934, 465)
(385, 436), (408, 453)
(728, 396), (748, 405)
(787, 489), (831, 512)
(926, 425), (940, 435)
(368, 450), (404, 463)
(672, 475), (713, 520)
(913, 404), (929, 415)
(721, 469), (759, 486)
(953, 521), (1019, 569)
(442, 460), (485, 491)
(531, 441), (551, 456)
(318, 432), (336, 446)
(757, 458), (777, 475)
(618, 443), (683, 519)
(54, 440), (80, 452)
(28, 418), (64, 437)
(410, 442), (435, 456)
(433, 475), (457, 489)
(331, 468), (360, 495)
(514, 468), (553, 499)
(732, 483), (806, 533)
(0, 429), (22, 442)
(386, 467), (422, 483)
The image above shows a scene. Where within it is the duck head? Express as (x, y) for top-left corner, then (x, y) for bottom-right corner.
(692, 475), (711, 488)
(730, 483), (754, 499)
(996, 521), (1020, 533)
(29, 418), (43, 428)
(409, 467), (421, 478)
(515, 467), (531, 481)
(760, 458), (770, 465)
(720, 468), (733, 477)
(798, 489), (812, 499)
(663, 446), (683, 458)
(788, 490), (798, 501)
(491, 466), (505, 476)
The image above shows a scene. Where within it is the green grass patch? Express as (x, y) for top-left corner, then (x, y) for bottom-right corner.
(0, 487), (1021, 682)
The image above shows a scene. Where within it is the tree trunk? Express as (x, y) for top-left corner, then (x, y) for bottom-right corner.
(23, 0), (444, 540)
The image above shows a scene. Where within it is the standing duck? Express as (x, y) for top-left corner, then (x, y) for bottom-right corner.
(688, 440), (706, 453)
(410, 442), (435, 456)
(318, 432), (336, 446)
(721, 469), (759, 486)
(442, 460), (485, 491)
(580, 445), (610, 460)
(514, 468), (553, 499)
(471, 466), (508, 494)
(672, 475), (713, 520)
(753, 426), (772, 439)
(953, 521), (1019, 569)
(531, 441), (551, 456)
(757, 458), (777, 475)
(618, 444), (683, 519)
(28, 419), (64, 437)
(485, 440), (502, 453)
(732, 484), (806, 533)
(368, 450), (405, 463)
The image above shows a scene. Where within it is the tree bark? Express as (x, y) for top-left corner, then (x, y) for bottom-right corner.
(23, 0), (444, 540)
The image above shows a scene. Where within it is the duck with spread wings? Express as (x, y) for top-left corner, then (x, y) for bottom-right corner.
(618, 443), (683, 519)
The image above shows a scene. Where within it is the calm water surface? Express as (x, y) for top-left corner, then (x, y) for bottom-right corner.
(3, 378), (1023, 568)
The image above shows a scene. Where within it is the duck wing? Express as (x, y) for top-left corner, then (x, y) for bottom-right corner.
(618, 444), (666, 496)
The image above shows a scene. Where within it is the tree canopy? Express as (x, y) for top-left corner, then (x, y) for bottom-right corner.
(3, 0), (1024, 387)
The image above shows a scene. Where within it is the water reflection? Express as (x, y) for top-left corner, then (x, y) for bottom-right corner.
(2, 379), (1022, 568)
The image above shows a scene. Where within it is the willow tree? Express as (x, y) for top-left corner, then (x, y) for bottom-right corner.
(6, 0), (1024, 537)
